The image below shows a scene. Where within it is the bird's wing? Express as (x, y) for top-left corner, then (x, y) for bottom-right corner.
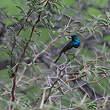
(60, 41), (73, 53)
(54, 41), (73, 63)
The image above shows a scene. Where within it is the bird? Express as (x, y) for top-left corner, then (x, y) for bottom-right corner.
(54, 34), (80, 63)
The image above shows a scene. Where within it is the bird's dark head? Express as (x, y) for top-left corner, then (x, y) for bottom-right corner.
(71, 33), (79, 39)
(71, 33), (80, 48)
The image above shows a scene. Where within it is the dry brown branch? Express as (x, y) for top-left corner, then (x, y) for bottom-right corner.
(9, 10), (42, 110)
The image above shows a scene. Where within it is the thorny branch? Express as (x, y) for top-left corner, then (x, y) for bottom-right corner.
(44, 70), (65, 103)
(9, 1), (54, 109)
(10, 7), (41, 109)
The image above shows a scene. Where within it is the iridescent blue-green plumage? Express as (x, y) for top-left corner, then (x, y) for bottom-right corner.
(55, 34), (80, 63)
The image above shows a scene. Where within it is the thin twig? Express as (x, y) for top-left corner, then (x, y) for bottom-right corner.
(32, 92), (43, 109)
(44, 72), (64, 103)
(39, 88), (46, 109)
(66, 73), (86, 82)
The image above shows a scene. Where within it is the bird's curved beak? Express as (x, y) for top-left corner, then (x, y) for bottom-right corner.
(68, 37), (71, 39)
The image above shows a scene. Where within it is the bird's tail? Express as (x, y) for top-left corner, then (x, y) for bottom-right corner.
(54, 52), (62, 63)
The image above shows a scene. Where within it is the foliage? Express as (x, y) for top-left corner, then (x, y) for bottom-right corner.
(0, 0), (110, 110)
